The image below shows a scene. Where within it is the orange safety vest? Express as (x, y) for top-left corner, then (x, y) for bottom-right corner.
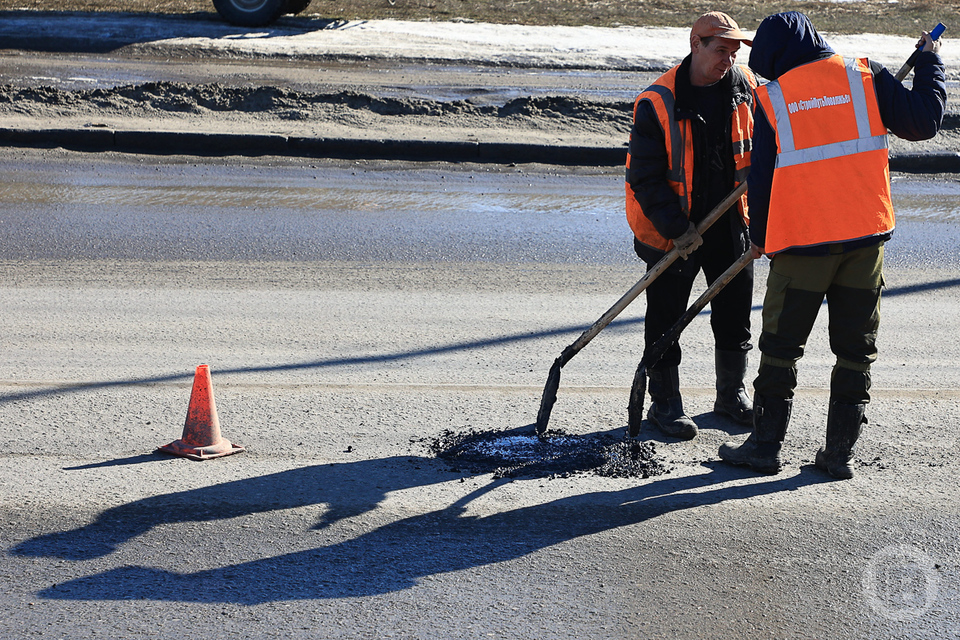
(754, 55), (894, 254)
(625, 65), (755, 252)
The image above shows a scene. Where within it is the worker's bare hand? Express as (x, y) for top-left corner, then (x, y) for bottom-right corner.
(750, 242), (764, 259)
(920, 31), (941, 55)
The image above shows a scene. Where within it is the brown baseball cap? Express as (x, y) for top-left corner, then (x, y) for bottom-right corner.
(691, 11), (753, 45)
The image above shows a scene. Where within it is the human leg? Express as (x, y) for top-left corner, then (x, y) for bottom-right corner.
(714, 348), (753, 425)
(816, 244), (884, 478)
(816, 401), (867, 479)
(718, 394), (792, 473)
(719, 253), (833, 472)
(702, 244), (755, 424)
(825, 243), (882, 404)
(636, 266), (698, 438)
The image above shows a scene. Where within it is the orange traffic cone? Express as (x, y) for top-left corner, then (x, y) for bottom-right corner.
(158, 364), (245, 461)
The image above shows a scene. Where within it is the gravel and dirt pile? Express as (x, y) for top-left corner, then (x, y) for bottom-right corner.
(0, 81), (634, 142)
(0, 79), (639, 151)
(6, 80), (954, 156)
(0, 82), (631, 120)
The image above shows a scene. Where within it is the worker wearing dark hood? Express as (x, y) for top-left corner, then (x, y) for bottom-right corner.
(719, 12), (945, 478)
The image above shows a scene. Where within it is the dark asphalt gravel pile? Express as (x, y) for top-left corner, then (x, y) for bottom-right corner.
(427, 428), (670, 479)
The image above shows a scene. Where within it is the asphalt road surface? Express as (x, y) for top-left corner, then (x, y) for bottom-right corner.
(1, 12), (959, 640)
(0, 148), (958, 639)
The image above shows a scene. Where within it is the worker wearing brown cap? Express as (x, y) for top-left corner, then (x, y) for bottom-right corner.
(626, 12), (759, 439)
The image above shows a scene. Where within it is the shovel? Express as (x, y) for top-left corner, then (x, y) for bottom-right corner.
(535, 181), (748, 434)
(626, 247), (755, 437)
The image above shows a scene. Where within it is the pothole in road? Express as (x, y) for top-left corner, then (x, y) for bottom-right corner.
(426, 429), (671, 480)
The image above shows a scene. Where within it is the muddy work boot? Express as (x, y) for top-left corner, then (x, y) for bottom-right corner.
(645, 367), (698, 440)
(713, 349), (754, 426)
(718, 394), (791, 474)
(815, 401), (866, 479)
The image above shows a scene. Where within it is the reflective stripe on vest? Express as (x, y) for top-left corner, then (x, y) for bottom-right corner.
(757, 56), (894, 254)
(644, 82), (689, 206)
(625, 65), (755, 253)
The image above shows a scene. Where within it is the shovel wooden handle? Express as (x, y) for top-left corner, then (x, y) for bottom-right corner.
(627, 247), (755, 436)
(556, 181), (748, 367)
(537, 181), (748, 435)
(895, 22), (945, 82)
(641, 247), (755, 368)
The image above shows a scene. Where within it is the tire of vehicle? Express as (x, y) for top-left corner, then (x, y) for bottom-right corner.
(213, 0), (286, 26)
(284, 0), (312, 14)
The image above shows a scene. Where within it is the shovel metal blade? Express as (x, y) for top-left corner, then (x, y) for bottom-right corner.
(535, 358), (563, 435)
(627, 363), (648, 438)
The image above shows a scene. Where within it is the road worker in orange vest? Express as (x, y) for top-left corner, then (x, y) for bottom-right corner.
(719, 12), (945, 478)
(625, 12), (759, 440)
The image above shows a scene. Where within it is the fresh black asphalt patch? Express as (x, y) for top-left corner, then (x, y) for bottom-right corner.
(426, 428), (670, 480)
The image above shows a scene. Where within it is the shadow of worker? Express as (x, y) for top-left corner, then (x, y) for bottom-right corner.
(33, 466), (831, 603)
(10, 455), (472, 561)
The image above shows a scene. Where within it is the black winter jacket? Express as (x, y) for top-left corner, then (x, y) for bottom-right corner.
(747, 11), (946, 254)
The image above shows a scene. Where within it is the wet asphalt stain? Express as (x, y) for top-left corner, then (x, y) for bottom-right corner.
(425, 429), (670, 480)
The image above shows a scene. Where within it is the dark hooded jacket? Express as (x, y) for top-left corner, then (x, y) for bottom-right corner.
(747, 11), (946, 254)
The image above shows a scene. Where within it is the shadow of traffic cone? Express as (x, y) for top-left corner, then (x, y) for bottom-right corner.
(158, 364), (245, 461)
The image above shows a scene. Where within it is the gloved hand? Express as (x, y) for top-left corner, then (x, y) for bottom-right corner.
(673, 221), (703, 260)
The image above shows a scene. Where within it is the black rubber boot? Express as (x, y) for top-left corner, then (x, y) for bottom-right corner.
(815, 401), (866, 479)
(646, 367), (697, 440)
(713, 349), (754, 426)
(718, 394), (791, 474)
